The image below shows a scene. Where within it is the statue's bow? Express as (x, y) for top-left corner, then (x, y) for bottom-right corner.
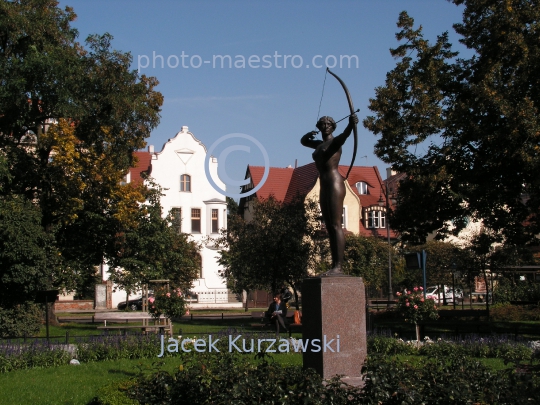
(326, 67), (358, 180)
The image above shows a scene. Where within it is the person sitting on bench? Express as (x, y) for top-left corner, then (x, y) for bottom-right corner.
(265, 293), (288, 337)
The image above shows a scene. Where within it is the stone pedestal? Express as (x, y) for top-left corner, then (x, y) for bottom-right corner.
(302, 276), (366, 380)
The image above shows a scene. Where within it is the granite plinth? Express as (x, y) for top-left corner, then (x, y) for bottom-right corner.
(302, 276), (366, 379)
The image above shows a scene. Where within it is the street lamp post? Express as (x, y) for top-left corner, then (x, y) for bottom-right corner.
(378, 185), (394, 305)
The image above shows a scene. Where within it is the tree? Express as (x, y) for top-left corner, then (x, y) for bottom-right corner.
(0, 194), (60, 306)
(402, 241), (463, 292)
(215, 197), (320, 309)
(0, 0), (163, 295)
(343, 234), (403, 296)
(364, 1), (540, 246)
(108, 182), (201, 301)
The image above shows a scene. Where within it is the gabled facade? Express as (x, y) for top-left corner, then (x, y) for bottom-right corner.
(239, 163), (398, 239)
(103, 126), (239, 308)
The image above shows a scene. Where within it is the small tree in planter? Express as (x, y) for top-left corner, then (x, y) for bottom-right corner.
(148, 287), (186, 321)
(395, 287), (438, 342)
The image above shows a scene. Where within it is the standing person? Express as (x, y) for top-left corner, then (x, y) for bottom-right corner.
(280, 285), (292, 304)
(301, 113), (358, 275)
(265, 293), (288, 337)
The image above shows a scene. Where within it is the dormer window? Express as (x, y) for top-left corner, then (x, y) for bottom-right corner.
(356, 181), (369, 195)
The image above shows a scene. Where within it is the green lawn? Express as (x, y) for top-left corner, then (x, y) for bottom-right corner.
(0, 352), (302, 405)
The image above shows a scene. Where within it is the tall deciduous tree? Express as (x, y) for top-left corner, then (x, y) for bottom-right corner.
(215, 197), (320, 309)
(0, 0), (163, 295)
(343, 234), (403, 296)
(108, 182), (201, 300)
(364, 1), (540, 246)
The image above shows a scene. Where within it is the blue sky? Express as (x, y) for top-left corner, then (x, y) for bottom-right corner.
(59, 0), (468, 192)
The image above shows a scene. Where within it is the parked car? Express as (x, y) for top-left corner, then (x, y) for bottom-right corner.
(425, 285), (463, 304)
(117, 294), (154, 311)
(117, 297), (144, 311)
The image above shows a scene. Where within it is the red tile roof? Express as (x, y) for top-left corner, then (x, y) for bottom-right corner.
(284, 163), (319, 204)
(129, 151), (152, 185)
(246, 165), (295, 201)
(246, 163), (390, 207)
(242, 163), (398, 239)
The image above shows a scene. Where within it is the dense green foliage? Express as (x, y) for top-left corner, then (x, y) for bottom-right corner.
(0, 303), (42, 338)
(119, 348), (540, 404)
(362, 352), (539, 404)
(490, 303), (540, 321)
(128, 355), (361, 405)
(216, 197), (321, 305)
(343, 234), (404, 294)
(0, 193), (59, 306)
(108, 184), (201, 300)
(364, 0), (540, 247)
(0, 0), (166, 308)
(493, 278), (540, 304)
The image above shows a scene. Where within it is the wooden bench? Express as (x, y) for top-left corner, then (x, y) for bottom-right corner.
(250, 311), (302, 335)
(367, 299), (397, 311)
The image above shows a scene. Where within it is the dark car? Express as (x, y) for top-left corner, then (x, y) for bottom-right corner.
(117, 296), (151, 311)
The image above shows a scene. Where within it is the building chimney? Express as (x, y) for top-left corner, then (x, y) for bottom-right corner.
(295, 159), (298, 168)
(148, 145), (154, 153)
(386, 167), (396, 179)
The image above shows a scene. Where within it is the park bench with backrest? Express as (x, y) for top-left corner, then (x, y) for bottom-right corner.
(250, 310), (302, 335)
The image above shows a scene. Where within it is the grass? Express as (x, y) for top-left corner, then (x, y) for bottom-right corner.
(0, 351), (302, 405)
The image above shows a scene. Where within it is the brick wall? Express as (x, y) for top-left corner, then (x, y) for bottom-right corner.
(54, 300), (94, 311)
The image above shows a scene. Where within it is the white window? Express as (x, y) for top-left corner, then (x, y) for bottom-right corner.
(356, 181), (369, 195)
(180, 174), (191, 192)
(367, 210), (386, 229)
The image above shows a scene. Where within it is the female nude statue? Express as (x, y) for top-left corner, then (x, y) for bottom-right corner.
(301, 113), (358, 276)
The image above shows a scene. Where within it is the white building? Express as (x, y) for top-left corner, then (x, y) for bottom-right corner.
(103, 126), (240, 309)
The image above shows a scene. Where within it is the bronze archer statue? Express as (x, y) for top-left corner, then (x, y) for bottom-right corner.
(301, 113), (358, 276)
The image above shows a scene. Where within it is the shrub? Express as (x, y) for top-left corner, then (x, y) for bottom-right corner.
(395, 287), (438, 325)
(490, 302), (540, 322)
(128, 352), (362, 404)
(148, 287), (186, 320)
(493, 277), (540, 304)
(0, 303), (43, 338)
(0, 340), (71, 372)
(368, 335), (417, 355)
(361, 352), (540, 404)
